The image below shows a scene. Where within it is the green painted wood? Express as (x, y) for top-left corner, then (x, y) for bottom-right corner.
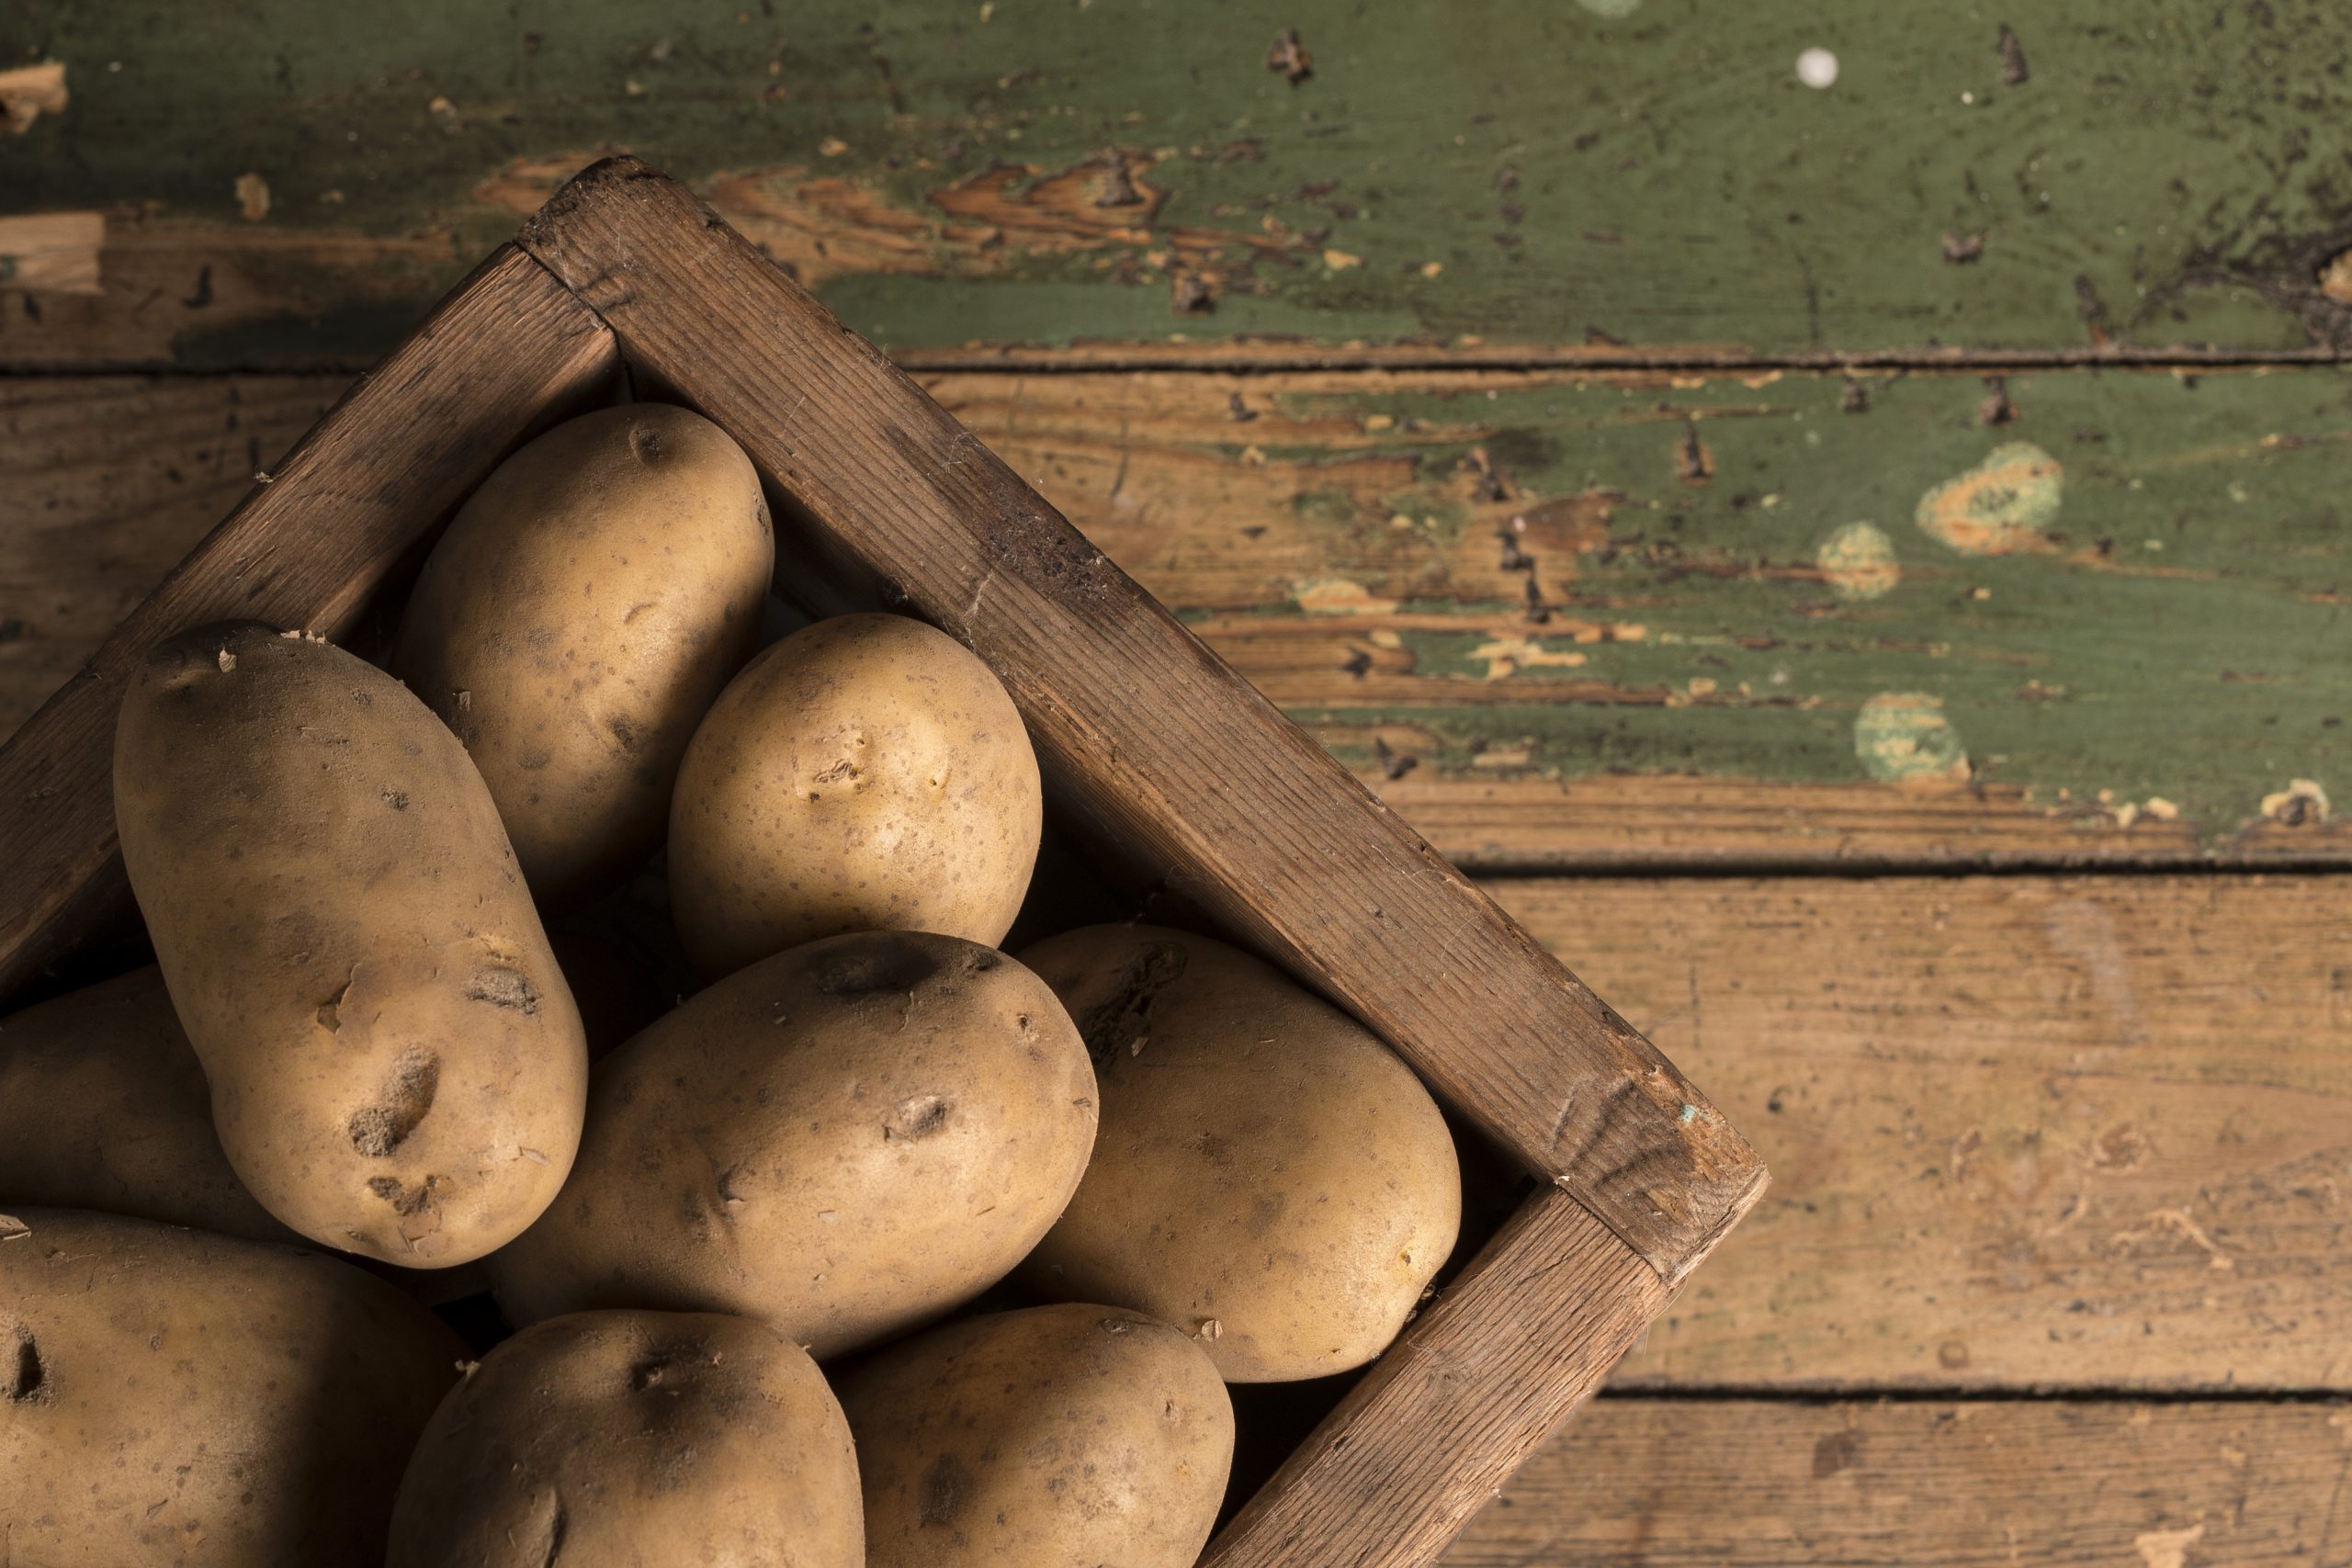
(924, 362), (2352, 859)
(7, 0), (2352, 367)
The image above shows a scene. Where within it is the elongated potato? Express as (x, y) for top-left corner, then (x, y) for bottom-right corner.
(489, 931), (1095, 1358)
(393, 403), (773, 908)
(388, 1310), (863, 1567)
(838, 1303), (1232, 1568)
(668, 613), (1043, 978)
(113, 623), (589, 1267)
(0, 967), (299, 1246)
(0, 1207), (463, 1566)
(1018, 924), (1462, 1382)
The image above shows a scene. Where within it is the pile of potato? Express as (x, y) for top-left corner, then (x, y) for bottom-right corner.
(0, 405), (1464, 1566)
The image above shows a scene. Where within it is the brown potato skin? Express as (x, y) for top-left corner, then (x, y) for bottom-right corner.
(489, 931), (1096, 1358)
(0, 967), (300, 1246)
(113, 624), (589, 1268)
(667, 613), (1042, 979)
(1017, 924), (1462, 1382)
(0, 1207), (463, 1566)
(837, 1303), (1232, 1568)
(393, 403), (773, 908)
(387, 1310), (862, 1568)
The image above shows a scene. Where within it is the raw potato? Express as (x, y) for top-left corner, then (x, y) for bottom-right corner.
(668, 613), (1042, 978)
(839, 1303), (1233, 1568)
(392, 403), (773, 908)
(1018, 924), (1462, 1382)
(388, 1310), (863, 1568)
(0, 1207), (463, 1566)
(490, 931), (1095, 1357)
(0, 967), (299, 1246)
(113, 623), (589, 1268)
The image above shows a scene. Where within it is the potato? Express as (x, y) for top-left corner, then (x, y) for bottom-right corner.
(387, 1309), (861, 1568)
(838, 1303), (1232, 1568)
(490, 930), (1095, 1357)
(667, 613), (1041, 978)
(0, 1207), (463, 1565)
(392, 403), (773, 908)
(0, 967), (298, 1247)
(113, 623), (589, 1268)
(1017, 924), (1461, 1382)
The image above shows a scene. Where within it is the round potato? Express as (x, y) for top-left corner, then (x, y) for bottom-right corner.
(0, 1207), (463, 1566)
(392, 403), (773, 908)
(0, 967), (299, 1246)
(667, 613), (1041, 978)
(838, 1303), (1232, 1568)
(113, 623), (589, 1268)
(1017, 924), (1461, 1382)
(388, 1310), (862, 1568)
(489, 931), (1095, 1358)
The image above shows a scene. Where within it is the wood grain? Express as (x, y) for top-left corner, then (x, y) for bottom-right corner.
(10, 365), (2345, 868)
(8, 1), (2352, 367)
(1208, 1188), (1668, 1568)
(0, 246), (617, 1004)
(1490, 874), (2352, 1392)
(1444, 1397), (2352, 1566)
(514, 155), (1763, 1281)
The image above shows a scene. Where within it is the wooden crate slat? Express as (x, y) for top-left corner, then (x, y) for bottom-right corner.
(1206, 1187), (1669, 1568)
(0, 246), (619, 1002)
(512, 156), (1765, 1283)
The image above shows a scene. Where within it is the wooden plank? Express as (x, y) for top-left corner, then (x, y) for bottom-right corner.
(7, 2), (2352, 368)
(514, 156), (1764, 1281)
(1484, 874), (2352, 1392)
(7, 363), (2346, 867)
(1208, 1188), (1668, 1567)
(0, 246), (617, 1004)
(1444, 1398), (2352, 1566)
(928, 363), (2352, 867)
(0, 376), (341, 730)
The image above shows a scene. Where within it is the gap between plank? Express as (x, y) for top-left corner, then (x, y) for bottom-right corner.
(1599, 1385), (2352, 1405)
(3, 344), (2349, 380)
(1454, 853), (2352, 881)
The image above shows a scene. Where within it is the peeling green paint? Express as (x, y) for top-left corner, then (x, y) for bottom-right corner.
(1854, 694), (1970, 784)
(1178, 367), (2349, 841)
(1916, 443), (2064, 556)
(9, 0), (2352, 364)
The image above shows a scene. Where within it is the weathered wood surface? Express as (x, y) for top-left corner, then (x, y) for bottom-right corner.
(1209, 1189), (1668, 1568)
(1444, 1398), (2352, 1566)
(0, 246), (617, 1003)
(8, 366), (2346, 867)
(9, 2), (2352, 367)
(514, 155), (1763, 1281)
(1488, 874), (2352, 1393)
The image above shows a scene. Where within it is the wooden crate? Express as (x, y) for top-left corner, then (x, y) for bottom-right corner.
(0, 159), (1764, 1567)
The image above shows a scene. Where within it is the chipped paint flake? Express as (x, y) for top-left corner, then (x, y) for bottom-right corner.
(1470, 635), (1590, 681)
(2259, 777), (2330, 826)
(2133, 1521), (2206, 1568)
(1915, 442), (2064, 555)
(234, 171), (272, 221)
(0, 209), (104, 294)
(1854, 693), (1971, 786)
(1293, 577), (1399, 615)
(1816, 522), (1901, 599)
(0, 61), (67, 134)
